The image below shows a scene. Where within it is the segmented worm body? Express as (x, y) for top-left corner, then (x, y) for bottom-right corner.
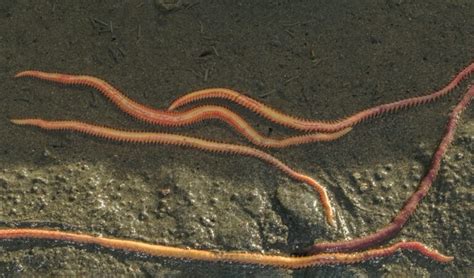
(0, 228), (452, 269)
(301, 84), (474, 254)
(15, 71), (350, 148)
(169, 63), (474, 133)
(10, 118), (335, 226)
(10, 62), (472, 268)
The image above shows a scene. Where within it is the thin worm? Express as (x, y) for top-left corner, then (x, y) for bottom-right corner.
(14, 71), (350, 148)
(10, 118), (335, 226)
(169, 62), (474, 133)
(300, 84), (473, 254)
(0, 228), (453, 268)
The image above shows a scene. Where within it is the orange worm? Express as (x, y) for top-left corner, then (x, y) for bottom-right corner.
(0, 228), (453, 268)
(168, 62), (474, 132)
(14, 71), (350, 148)
(10, 118), (335, 226)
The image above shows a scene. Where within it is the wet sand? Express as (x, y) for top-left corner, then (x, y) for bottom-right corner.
(0, 1), (472, 276)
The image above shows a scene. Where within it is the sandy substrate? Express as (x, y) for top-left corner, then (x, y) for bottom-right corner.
(0, 1), (472, 276)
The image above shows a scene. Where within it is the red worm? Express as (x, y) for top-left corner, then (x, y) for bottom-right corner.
(169, 62), (473, 132)
(14, 71), (350, 148)
(300, 84), (473, 254)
